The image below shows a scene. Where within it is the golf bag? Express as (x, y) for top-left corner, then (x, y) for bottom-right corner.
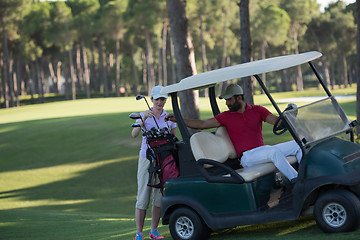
(146, 134), (179, 194)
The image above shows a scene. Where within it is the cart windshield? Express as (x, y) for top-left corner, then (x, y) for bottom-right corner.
(283, 96), (351, 147)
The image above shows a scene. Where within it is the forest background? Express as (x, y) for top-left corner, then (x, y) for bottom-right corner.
(0, 0), (358, 109)
(2, 1), (360, 239)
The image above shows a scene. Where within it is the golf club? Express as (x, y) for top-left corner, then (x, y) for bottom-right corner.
(136, 95), (160, 129)
(129, 112), (143, 121)
(136, 95), (151, 109)
(129, 112), (141, 119)
(131, 123), (145, 133)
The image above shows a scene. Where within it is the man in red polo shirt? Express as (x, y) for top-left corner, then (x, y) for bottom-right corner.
(166, 84), (301, 181)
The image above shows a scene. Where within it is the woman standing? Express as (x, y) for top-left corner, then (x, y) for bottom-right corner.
(131, 85), (176, 240)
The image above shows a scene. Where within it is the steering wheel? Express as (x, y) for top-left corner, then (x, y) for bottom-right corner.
(273, 103), (297, 135)
(273, 115), (287, 135)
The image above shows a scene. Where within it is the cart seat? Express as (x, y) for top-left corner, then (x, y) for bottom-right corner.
(190, 127), (237, 167)
(190, 127), (298, 182)
(233, 156), (297, 182)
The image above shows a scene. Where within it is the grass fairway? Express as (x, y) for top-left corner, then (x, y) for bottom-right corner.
(1, 88), (360, 239)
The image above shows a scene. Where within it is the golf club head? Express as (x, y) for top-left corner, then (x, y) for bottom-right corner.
(129, 112), (142, 120)
(136, 94), (152, 110)
(136, 95), (144, 100)
(131, 123), (141, 128)
(150, 127), (157, 136)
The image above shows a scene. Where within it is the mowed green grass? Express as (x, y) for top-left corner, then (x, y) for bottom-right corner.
(0, 87), (359, 240)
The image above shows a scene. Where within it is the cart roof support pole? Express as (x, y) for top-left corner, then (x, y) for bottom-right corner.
(171, 92), (190, 143)
(209, 86), (220, 117)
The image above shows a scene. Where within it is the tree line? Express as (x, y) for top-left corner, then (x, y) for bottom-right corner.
(0, 0), (357, 108)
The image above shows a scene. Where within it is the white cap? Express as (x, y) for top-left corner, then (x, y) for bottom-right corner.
(151, 85), (168, 99)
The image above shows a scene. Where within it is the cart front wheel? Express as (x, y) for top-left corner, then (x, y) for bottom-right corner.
(169, 207), (210, 240)
(314, 189), (360, 233)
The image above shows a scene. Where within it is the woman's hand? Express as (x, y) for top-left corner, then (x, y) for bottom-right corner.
(165, 113), (176, 122)
(143, 109), (154, 120)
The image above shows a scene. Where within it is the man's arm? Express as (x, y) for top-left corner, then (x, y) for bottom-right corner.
(184, 117), (221, 130)
(166, 114), (221, 130)
(265, 113), (279, 125)
(265, 103), (297, 126)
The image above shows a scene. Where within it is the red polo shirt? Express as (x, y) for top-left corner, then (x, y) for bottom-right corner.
(215, 104), (271, 157)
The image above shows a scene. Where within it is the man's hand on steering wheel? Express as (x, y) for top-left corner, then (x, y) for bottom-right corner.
(273, 103), (297, 135)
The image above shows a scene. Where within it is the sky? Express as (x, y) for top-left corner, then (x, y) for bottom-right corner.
(317, 0), (356, 11)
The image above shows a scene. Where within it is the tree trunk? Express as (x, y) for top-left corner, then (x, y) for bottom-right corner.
(166, 0), (200, 124)
(349, 64), (354, 87)
(81, 41), (90, 98)
(48, 61), (57, 93)
(309, 27), (331, 87)
(330, 53), (336, 89)
(169, 35), (177, 85)
(342, 53), (349, 88)
(106, 52), (111, 93)
(1, 15), (11, 108)
(142, 51), (147, 93)
(337, 57), (342, 88)
(239, 0), (253, 104)
(76, 44), (83, 92)
(56, 61), (62, 94)
(218, 12), (228, 97)
(13, 61), (19, 106)
(90, 42), (99, 92)
(162, 16), (168, 86)
(145, 28), (155, 95)
(130, 45), (139, 96)
(291, 23), (303, 91)
(66, 23), (76, 100)
(68, 49), (76, 100)
(322, 59), (331, 87)
(8, 55), (15, 107)
(199, 14), (209, 97)
(115, 37), (120, 97)
(24, 64), (34, 100)
(281, 68), (288, 92)
(15, 58), (21, 104)
(31, 61), (38, 95)
(97, 36), (108, 97)
(64, 64), (70, 100)
(33, 60), (43, 100)
(1, 58), (7, 108)
(278, 48), (290, 92)
(157, 36), (163, 86)
(35, 57), (44, 103)
(200, 15), (207, 73)
(221, 12), (227, 69)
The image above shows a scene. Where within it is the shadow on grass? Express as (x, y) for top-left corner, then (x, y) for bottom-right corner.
(0, 157), (137, 215)
(0, 112), (139, 172)
(0, 112), (142, 216)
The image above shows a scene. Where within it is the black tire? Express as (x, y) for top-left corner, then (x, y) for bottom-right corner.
(314, 189), (360, 233)
(169, 207), (210, 240)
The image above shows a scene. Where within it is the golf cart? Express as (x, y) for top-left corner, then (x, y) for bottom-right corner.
(159, 51), (360, 239)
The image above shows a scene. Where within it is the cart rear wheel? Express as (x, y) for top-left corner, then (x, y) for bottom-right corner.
(314, 189), (360, 233)
(169, 207), (210, 240)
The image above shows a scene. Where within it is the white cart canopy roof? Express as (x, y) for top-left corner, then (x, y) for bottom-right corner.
(161, 51), (322, 94)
